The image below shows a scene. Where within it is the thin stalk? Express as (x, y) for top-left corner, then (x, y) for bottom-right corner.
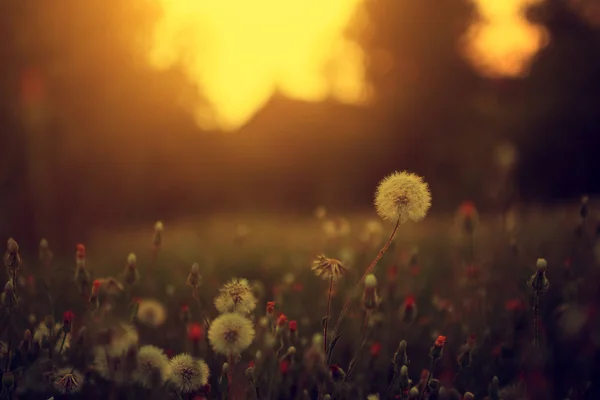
(323, 277), (334, 354)
(58, 331), (67, 355)
(331, 218), (400, 349)
(533, 293), (540, 349)
(345, 310), (371, 381)
(419, 358), (436, 400)
(4, 294), (13, 371)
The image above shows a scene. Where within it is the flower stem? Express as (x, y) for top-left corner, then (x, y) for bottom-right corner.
(330, 218), (400, 351)
(323, 277), (334, 354)
(345, 310), (371, 381)
(419, 358), (436, 400)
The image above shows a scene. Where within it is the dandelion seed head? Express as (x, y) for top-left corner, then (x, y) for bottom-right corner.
(214, 278), (257, 315)
(374, 171), (431, 222)
(311, 255), (347, 281)
(208, 313), (255, 356)
(155, 221), (164, 231)
(136, 298), (167, 328)
(133, 345), (171, 389)
(169, 354), (209, 393)
(53, 368), (84, 395)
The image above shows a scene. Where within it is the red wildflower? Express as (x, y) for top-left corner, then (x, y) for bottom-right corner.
(266, 301), (275, 315)
(505, 299), (525, 312)
(277, 314), (288, 327)
(92, 279), (102, 290)
(76, 244), (85, 258)
(370, 342), (382, 357)
(181, 304), (189, 312)
(279, 359), (290, 374)
(459, 201), (477, 218)
(409, 265), (421, 276)
(465, 265), (480, 279)
(405, 295), (416, 309)
(292, 282), (304, 292)
(289, 320), (298, 332)
(187, 323), (203, 342)
(63, 311), (75, 324)
(248, 361), (255, 369)
(434, 336), (447, 348)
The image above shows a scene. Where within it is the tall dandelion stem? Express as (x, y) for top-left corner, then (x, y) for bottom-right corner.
(323, 277), (334, 353)
(332, 217), (399, 337)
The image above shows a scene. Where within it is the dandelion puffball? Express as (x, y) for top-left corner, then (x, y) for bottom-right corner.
(133, 345), (171, 389)
(169, 354), (209, 393)
(208, 313), (255, 356)
(374, 171), (431, 222)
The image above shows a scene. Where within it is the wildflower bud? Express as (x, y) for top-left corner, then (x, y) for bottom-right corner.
(287, 346), (296, 355)
(180, 304), (191, 324)
(489, 376), (500, 400)
(127, 253), (137, 268)
(463, 392), (475, 400)
(323, 395), (331, 400)
(4, 238), (22, 272)
(266, 301), (275, 316)
(2, 372), (14, 390)
(276, 314), (288, 333)
(528, 259), (550, 293)
(255, 350), (262, 361)
(393, 340), (409, 368)
(429, 336), (446, 359)
(89, 279), (101, 303)
(458, 201), (478, 235)
(186, 263), (201, 289)
(363, 274), (380, 310)
(370, 342), (381, 357)
(400, 296), (417, 324)
(400, 365), (410, 391)
(222, 363), (230, 374)
(62, 310), (75, 334)
(409, 387), (419, 399)
(75, 244), (85, 268)
(21, 329), (32, 352)
(289, 320), (298, 333)
(39, 239), (53, 266)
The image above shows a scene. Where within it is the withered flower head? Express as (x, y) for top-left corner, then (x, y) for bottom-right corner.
(311, 255), (347, 280)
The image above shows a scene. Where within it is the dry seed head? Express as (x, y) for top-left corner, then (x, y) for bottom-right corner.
(208, 313), (255, 356)
(214, 278), (257, 314)
(311, 255), (347, 280)
(53, 368), (84, 395)
(374, 171), (431, 222)
(169, 354), (209, 393)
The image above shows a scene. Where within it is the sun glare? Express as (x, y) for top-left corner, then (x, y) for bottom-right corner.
(147, 0), (370, 131)
(461, 0), (550, 78)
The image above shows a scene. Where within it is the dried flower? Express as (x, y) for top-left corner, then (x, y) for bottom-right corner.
(4, 238), (21, 274)
(289, 320), (298, 333)
(53, 368), (84, 395)
(169, 354), (209, 393)
(208, 313), (255, 356)
(186, 263), (202, 290)
(133, 345), (171, 389)
(214, 279), (257, 315)
(374, 171), (431, 222)
(311, 255), (347, 280)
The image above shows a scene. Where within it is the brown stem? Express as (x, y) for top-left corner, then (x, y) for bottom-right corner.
(419, 358), (436, 400)
(330, 218), (400, 346)
(323, 277), (334, 354)
(345, 310), (371, 381)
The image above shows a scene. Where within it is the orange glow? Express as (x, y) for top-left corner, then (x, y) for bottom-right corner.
(461, 0), (550, 78)
(147, 0), (371, 131)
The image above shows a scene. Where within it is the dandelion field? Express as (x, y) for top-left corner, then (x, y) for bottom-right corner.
(1, 180), (600, 400)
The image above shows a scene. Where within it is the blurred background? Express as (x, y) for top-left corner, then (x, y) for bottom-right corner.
(0, 0), (599, 248)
